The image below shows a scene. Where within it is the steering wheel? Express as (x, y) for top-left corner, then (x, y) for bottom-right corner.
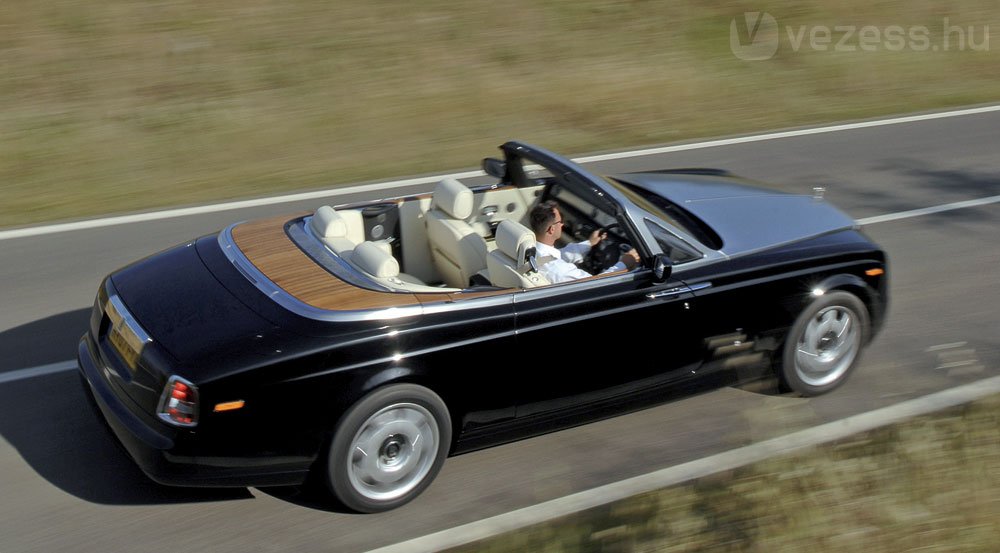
(578, 224), (626, 275)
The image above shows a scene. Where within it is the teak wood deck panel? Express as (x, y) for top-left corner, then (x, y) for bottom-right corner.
(232, 214), (421, 310)
(233, 213), (520, 312)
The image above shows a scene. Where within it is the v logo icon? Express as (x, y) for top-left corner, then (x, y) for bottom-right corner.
(729, 12), (779, 61)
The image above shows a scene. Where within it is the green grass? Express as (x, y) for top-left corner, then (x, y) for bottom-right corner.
(2, 0), (998, 227)
(446, 394), (1000, 552)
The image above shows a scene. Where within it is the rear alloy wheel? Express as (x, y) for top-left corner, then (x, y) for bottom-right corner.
(780, 291), (869, 396)
(326, 384), (451, 513)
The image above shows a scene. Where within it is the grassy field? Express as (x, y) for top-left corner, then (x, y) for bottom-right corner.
(447, 393), (1000, 552)
(2, 0), (998, 227)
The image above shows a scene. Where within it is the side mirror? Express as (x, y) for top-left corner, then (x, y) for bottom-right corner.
(652, 254), (672, 282)
(482, 158), (507, 179)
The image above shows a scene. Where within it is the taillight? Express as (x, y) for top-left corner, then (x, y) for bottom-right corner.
(157, 376), (199, 427)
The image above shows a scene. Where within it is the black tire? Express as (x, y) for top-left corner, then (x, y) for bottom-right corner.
(779, 291), (870, 396)
(325, 384), (451, 513)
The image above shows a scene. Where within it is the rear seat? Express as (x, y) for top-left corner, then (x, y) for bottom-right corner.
(310, 206), (359, 256)
(312, 205), (460, 292)
(351, 241), (457, 293)
(309, 205), (394, 257)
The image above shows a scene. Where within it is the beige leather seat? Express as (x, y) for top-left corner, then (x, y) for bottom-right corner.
(311, 205), (393, 258)
(310, 205), (357, 256)
(425, 178), (487, 288)
(486, 220), (550, 289)
(352, 241), (458, 293)
(352, 241), (401, 279)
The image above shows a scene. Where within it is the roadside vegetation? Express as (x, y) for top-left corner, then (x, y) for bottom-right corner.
(447, 394), (1000, 552)
(2, 0), (997, 227)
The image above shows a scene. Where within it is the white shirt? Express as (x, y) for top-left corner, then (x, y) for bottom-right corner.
(535, 241), (627, 284)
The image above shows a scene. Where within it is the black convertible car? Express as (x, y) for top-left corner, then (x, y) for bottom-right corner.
(78, 141), (887, 512)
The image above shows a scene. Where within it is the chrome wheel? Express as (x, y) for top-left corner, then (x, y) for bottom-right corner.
(779, 291), (870, 396)
(346, 402), (440, 502)
(794, 305), (860, 387)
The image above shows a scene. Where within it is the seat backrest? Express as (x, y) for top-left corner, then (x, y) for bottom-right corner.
(352, 240), (400, 279)
(310, 205), (357, 255)
(486, 220), (550, 288)
(425, 178), (487, 288)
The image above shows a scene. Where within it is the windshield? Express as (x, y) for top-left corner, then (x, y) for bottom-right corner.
(604, 177), (724, 250)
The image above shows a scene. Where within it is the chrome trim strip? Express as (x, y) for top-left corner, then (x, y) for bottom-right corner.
(419, 293), (514, 315)
(512, 271), (639, 300)
(107, 294), (153, 345)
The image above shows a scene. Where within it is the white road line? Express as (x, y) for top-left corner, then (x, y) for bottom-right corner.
(368, 373), (1000, 553)
(2, 103), (999, 242)
(574, 104), (1000, 164)
(0, 171), (485, 241)
(0, 360), (78, 385)
(856, 194), (1000, 226)
(926, 342), (968, 352)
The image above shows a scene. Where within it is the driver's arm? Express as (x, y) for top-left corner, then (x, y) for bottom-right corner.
(559, 240), (592, 264)
(599, 248), (640, 274)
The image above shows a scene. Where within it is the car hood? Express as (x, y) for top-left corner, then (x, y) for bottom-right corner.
(618, 173), (857, 256)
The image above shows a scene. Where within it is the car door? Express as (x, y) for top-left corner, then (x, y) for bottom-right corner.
(512, 270), (704, 418)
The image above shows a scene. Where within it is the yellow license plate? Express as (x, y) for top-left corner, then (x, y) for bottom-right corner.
(106, 299), (147, 371)
(109, 323), (143, 370)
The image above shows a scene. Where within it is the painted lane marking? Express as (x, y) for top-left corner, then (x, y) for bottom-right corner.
(926, 341), (967, 352)
(925, 342), (984, 377)
(0, 361), (78, 385)
(855, 194), (1000, 226)
(0, 171), (485, 241)
(2, 104), (999, 241)
(573, 104), (1000, 164)
(367, 373), (1000, 553)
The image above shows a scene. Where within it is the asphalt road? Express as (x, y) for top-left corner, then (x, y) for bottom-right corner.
(1, 109), (998, 552)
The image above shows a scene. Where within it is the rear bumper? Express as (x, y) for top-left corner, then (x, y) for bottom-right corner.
(78, 334), (310, 488)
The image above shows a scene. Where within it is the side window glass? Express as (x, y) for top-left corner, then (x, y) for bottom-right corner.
(645, 220), (702, 264)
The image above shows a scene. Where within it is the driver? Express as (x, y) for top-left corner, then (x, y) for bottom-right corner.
(528, 201), (640, 283)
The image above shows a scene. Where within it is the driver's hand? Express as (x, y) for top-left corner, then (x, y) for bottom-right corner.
(619, 248), (640, 270)
(588, 229), (606, 246)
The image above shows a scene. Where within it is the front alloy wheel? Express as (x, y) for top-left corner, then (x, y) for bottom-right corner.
(780, 291), (869, 396)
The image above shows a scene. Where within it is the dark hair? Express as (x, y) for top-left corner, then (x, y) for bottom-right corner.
(529, 200), (559, 236)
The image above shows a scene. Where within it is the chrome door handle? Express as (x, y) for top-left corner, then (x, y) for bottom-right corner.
(645, 281), (711, 300)
(646, 287), (688, 300)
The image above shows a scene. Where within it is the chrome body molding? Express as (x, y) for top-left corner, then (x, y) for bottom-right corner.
(106, 294), (154, 345)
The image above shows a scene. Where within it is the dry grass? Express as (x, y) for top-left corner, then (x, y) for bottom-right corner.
(448, 394), (1000, 552)
(2, 1), (999, 227)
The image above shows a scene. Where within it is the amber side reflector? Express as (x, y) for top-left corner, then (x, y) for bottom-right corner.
(213, 400), (245, 412)
(865, 268), (885, 276)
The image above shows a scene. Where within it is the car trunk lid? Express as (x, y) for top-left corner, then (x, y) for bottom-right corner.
(107, 239), (282, 395)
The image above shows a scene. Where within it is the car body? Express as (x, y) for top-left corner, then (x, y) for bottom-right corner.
(78, 141), (888, 512)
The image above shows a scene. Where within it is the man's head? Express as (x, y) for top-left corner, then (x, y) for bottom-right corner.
(529, 200), (563, 245)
